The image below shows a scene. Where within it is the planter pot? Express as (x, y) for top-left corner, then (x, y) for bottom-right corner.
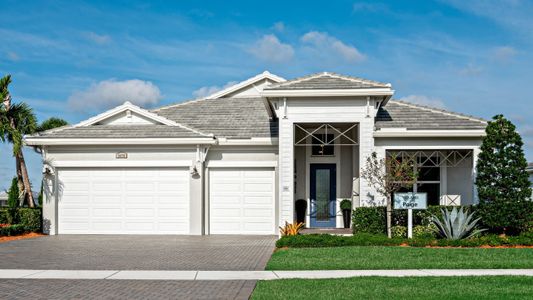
(342, 209), (351, 229)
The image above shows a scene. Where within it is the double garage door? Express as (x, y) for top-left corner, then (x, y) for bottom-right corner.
(58, 168), (190, 234)
(58, 167), (275, 235)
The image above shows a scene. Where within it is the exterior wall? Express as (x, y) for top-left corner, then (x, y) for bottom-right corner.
(373, 137), (483, 206)
(274, 96), (378, 228)
(98, 111), (158, 125)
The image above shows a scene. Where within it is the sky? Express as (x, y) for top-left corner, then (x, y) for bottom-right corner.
(1, 0), (533, 191)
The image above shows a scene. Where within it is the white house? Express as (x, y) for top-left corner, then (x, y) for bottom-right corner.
(25, 71), (487, 235)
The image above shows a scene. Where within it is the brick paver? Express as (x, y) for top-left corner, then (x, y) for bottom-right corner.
(0, 279), (256, 300)
(0, 235), (276, 270)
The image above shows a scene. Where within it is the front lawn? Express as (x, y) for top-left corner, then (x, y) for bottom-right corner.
(251, 276), (533, 300)
(266, 246), (533, 270)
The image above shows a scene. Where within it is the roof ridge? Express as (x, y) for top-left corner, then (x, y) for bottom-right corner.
(389, 99), (487, 124)
(267, 71), (390, 89)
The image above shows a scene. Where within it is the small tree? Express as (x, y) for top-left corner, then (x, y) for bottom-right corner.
(361, 152), (417, 238)
(7, 176), (19, 208)
(476, 115), (532, 234)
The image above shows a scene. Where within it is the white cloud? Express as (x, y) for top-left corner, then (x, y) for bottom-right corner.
(192, 81), (238, 99)
(85, 32), (111, 45)
(272, 21), (285, 32)
(491, 46), (517, 62)
(460, 63), (483, 76)
(248, 34), (294, 63)
(68, 79), (162, 111)
(399, 95), (447, 109)
(6, 51), (19, 61)
(301, 31), (365, 63)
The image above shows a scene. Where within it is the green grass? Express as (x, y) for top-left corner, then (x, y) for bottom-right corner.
(266, 246), (533, 270)
(251, 276), (533, 300)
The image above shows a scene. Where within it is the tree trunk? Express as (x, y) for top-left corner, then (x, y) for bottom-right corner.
(15, 155), (24, 206)
(17, 150), (35, 208)
(386, 195), (392, 238)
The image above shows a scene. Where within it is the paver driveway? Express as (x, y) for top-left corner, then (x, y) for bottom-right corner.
(0, 235), (276, 299)
(0, 235), (276, 270)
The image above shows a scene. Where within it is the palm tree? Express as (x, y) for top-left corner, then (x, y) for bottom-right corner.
(1, 75), (38, 207)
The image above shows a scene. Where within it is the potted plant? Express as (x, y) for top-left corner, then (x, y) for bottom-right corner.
(340, 199), (352, 229)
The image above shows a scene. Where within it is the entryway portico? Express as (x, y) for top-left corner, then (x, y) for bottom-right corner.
(262, 72), (395, 229)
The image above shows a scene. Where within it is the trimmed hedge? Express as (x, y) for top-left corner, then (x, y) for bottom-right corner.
(0, 224), (26, 236)
(0, 208), (41, 234)
(276, 233), (533, 248)
(352, 205), (475, 235)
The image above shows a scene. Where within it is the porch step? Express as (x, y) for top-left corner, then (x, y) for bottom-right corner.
(300, 228), (352, 236)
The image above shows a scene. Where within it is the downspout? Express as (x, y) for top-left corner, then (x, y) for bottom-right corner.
(196, 144), (211, 235)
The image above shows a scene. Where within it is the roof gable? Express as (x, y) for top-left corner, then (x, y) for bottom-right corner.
(264, 72), (391, 90)
(205, 71), (285, 99)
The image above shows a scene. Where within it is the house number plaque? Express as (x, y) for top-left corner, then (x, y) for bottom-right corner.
(116, 152), (128, 159)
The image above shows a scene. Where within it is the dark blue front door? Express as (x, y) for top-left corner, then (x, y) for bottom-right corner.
(310, 164), (336, 227)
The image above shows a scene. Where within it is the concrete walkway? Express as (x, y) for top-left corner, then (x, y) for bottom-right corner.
(1, 269), (532, 280)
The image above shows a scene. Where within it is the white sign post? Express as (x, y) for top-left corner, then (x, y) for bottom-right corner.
(394, 193), (427, 238)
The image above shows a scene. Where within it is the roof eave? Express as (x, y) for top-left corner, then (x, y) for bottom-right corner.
(261, 88), (394, 98)
(373, 129), (486, 138)
(24, 137), (217, 146)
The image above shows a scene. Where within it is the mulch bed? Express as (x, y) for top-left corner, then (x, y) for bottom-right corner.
(0, 232), (44, 243)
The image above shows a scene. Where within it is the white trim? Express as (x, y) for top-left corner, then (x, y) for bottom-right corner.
(206, 71), (286, 99)
(382, 145), (480, 150)
(373, 129), (486, 138)
(50, 160), (193, 168)
(261, 88), (394, 97)
(25, 137), (217, 146)
(206, 161), (277, 168)
(68, 101), (212, 138)
(217, 137), (279, 146)
(76, 101), (178, 127)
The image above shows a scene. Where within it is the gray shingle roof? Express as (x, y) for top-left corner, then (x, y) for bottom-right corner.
(153, 97), (278, 138)
(375, 100), (487, 130)
(264, 72), (390, 90)
(34, 125), (207, 139)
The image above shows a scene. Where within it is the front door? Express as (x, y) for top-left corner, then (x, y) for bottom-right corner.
(310, 164), (336, 227)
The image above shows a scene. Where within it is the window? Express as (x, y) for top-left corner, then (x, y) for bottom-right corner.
(312, 134), (334, 156)
(392, 155), (441, 206)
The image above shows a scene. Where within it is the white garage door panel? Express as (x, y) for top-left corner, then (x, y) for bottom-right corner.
(209, 168), (275, 235)
(58, 168), (190, 234)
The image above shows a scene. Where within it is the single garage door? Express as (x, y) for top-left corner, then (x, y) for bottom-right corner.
(58, 168), (189, 234)
(209, 168), (275, 234)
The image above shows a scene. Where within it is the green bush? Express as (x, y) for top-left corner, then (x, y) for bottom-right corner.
(276, 232), (533, 248)
(0, 224), (26, 236)
(413, 225), (437, 239)
(340, 199), (352, 210)
(391, 225), (407, 238)
(352, 205), (464, 235)
(0, 208), (41, 232)
(352, 207), (386, 234)
(17, 208), (41, 232)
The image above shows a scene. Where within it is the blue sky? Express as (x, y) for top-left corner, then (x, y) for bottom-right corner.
(1, 0), (533, 191)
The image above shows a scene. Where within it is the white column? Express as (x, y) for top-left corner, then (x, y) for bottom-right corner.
(279, 118), (294, 225)
(472, 147), (481, 204)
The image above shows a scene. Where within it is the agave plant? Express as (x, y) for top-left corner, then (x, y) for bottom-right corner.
(431, 207), (486, 240)
(279, 221), (304, 236)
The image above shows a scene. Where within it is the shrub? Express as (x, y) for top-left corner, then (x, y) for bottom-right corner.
(352, 205), (465, 235)
(17, 208), (41, 232)
(279, 221), (304, 236)
(391, 225), (407, 238)
(476, 115), (532, 234)
(7, 177), (19, 208)
(0, 224), (26, 236)
(340, 199), (352, 210)
(413, 225), (437, 239)
(352, 207), (386, 234)
(0, 208), (41, 232)
(275, 232), (533, 248)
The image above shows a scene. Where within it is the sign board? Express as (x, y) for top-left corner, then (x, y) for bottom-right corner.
(394, 193), (427, 210)
(115, 152), (128, 159)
